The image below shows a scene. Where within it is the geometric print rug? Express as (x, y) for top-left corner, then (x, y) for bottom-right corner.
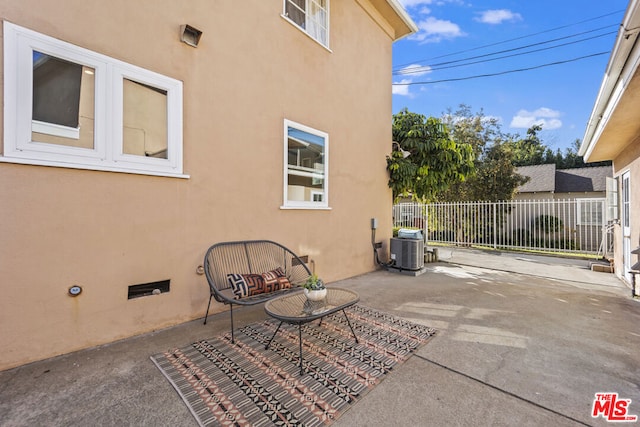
(151, 305), (436, 426)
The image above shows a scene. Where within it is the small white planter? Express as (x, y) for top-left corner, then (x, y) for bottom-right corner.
(304, 288), (327, 301)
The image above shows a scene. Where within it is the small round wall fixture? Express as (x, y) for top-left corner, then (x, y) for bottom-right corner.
(68, 285), (83, 297)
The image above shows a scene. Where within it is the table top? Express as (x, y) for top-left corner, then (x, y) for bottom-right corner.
(264, 287), (359, 323)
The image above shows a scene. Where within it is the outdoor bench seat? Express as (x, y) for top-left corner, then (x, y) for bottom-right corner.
(203, 240), (312, 342)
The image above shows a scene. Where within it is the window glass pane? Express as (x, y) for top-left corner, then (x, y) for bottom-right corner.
(122, 79), (168, 159)
(287, 126), (325, 203)
(308, 0), (327, 44)
(578, 200), (604, 225)
(284, 0), (328, 46)
(285, 0), (306, 27)
(31, 51), (95, 148)
(622, 176), (630, 228)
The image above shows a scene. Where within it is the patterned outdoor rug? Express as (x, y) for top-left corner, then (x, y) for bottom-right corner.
(151, 305), (436, 427)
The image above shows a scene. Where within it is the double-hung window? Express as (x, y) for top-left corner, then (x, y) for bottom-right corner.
(283, 120), (329, 209)
(283, 0), (329, 48)
(3, 22), (185, 177)
(576, 198), (605, 226)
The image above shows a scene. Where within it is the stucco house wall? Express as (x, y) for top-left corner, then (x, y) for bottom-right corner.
(609, 141), (640, 283)
(0, 1), (415, 370)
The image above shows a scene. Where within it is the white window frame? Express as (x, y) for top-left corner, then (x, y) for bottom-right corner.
(282, 0), (330, 50)
(576, 198), (605, 226)
(2, 22), (186, 178)
(605, 176), (619, 222)
(282, 119), (329, 210)
(621, 171), (631, 283)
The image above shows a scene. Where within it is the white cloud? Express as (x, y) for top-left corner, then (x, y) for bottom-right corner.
(398, 0), (465, 7)
(475, 9), (522, 25)
(409, 17), (465, 43)
(398, 0), (434, 8)
(392, 79), (413, 96)
(510, 108), (562, 130)
(396, 64), (432, 77)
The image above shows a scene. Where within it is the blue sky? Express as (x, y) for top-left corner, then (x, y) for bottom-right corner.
(393, 0), (629, 152)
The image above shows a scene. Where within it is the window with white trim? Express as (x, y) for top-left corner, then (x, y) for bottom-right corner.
(577, 198), (605, 225)
(283, 120), (329, 209)
(283, 0), (329, 47)
(3, 22), (185, 177)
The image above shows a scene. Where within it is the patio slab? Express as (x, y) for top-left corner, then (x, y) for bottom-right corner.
(0, 248), (638, 426)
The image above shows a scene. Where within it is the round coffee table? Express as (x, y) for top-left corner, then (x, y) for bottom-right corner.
(264, 287), (360, 375)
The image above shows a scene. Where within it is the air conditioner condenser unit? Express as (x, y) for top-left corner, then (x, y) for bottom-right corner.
(390, 237), (424, 271)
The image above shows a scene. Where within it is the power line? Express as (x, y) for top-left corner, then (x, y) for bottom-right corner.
(395, 30), (616, 75)
(393, 25), (617, 75)
(392, 52), (609, 86)
(393, 9), (624, 70)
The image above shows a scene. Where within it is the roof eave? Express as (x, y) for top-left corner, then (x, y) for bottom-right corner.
(384, 0), (419, 40)
(580, 0), (640, 161)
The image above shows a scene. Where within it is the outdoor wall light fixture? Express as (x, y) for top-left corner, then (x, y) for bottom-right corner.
(392, 141), (411, 158)
(180, 24), (202, 47)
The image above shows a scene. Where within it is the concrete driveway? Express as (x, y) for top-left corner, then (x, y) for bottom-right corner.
(1, 248), (638, 426)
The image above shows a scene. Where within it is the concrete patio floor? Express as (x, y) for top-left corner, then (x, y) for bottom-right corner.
(1, 248), (639, 426)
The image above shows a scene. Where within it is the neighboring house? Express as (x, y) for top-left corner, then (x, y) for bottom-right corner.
(514, 164), (613, 253)
(580, 0), (640, 287)
(515, 164), (557, 197)
(0, 1), (416, 370)
(516, 164), (612, 200)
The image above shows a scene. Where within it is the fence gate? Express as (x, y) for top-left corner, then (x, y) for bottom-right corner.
(393, 199), (612, 258)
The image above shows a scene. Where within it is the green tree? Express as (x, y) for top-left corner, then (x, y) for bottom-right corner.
(444, 104), (498, 158)
(472, 142), (529, 201)
(439, 105), (528, 202)
(509, 125), (556, 166)
(554, 139), (610, 169)
(387, 108), (474, 201)
(510, 133), (611, 169)
(556, 139), (585, 168)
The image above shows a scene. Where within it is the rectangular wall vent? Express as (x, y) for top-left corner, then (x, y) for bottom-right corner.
(128, 279), (170, 299)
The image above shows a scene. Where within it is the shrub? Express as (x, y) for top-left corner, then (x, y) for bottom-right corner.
(532, 215), (563, 234)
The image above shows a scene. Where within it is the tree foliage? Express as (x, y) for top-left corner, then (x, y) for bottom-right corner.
(508, 131), (611, 169)
(388, 104), (610, 204)
(387, 109), (474, 201)
(508, 125), (554, 166)
(439, 105), (528, 202)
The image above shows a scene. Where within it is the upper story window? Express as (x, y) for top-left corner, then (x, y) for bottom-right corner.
(283, 0), (329, 48)
(2, 22), (186, 177)
(283, 120), (329, 209)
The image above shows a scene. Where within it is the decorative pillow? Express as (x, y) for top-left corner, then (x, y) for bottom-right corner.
(261, 267), (291, 292)
(226, 273), (266, 299)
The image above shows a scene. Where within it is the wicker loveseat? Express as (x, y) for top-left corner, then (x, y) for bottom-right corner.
(203, 240), (312, 342)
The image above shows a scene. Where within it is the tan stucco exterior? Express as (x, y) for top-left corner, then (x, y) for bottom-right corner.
(0, 1), (415, 370)
(610, 142), (640, 283)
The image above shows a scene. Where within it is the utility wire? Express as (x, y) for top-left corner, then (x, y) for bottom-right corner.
(393, 52), (609, 86)
(396, 30), (616, 75)
(394, 25), (617, 75)
(393, 9), (624, 70)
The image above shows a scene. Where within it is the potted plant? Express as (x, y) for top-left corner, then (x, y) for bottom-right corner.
(302, 274), (327, 301)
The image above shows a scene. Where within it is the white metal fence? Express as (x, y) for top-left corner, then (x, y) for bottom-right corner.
(393, 199), (613, 257)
